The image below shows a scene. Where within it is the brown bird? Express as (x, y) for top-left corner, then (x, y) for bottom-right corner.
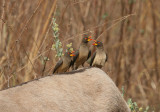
(53, 51), (75, 74)
(90, 40), (108, 68)
(71, 36), (92, 70)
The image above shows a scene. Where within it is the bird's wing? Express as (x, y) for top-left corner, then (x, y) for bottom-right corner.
(90, 52), (96, 66)
(105, 53), (108, 62)
(70, 50), (79, 67)
(69, 60), (73, 68)
(53, 59), (63, 74)
(87, 50), (91, 60)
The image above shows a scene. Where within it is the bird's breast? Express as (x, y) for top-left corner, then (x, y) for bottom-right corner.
(74, 46), (89, 67)
(93, 51), (106, 66)
(79, 45), (89, 58)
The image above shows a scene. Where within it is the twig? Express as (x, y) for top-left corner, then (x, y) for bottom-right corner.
(96, 13), (136, 40)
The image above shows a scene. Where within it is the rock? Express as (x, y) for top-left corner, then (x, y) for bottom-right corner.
(0, 67), (130, 112)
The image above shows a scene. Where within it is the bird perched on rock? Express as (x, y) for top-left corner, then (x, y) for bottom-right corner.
(71, 36), (92, 70)
(90, 40), (108, 68)
(53, 51), (75, 74)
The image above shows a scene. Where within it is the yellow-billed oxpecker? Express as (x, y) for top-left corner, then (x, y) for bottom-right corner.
(72, 36), (92, 70)
(90, 40), (108, 68)
(53, 51), (75, 74)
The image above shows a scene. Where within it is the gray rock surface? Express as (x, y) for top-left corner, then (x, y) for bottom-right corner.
(0, 67), (130, 112)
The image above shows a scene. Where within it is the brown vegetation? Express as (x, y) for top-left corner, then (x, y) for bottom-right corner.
(0, 0), (160, 111)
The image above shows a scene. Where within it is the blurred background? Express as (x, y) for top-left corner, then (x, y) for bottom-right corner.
(0, 0), (160, 111)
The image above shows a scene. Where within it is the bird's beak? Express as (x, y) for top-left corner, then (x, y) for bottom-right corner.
(70, 54), (75, 56)
(87, 36), (92, 41)
(92, 40), (97, 45)
(87, 38), (92, 41)
(70, 51), (75, 56)
(92, 43), (98, 46)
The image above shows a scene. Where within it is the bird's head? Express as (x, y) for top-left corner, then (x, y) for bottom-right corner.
(65, 51), (75, 57)
(82, 36), (92, 43)
(92, 40), (103, 48)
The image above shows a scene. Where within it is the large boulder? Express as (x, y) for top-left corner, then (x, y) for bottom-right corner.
(0, 67), (130, 112)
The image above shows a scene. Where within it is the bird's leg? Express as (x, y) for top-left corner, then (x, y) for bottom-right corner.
(72, 65), (76, 70)
(75, 66), (78, 70)
(72, 63), (79, 70)
(82, 62), (85, 67)
(73, 66), (78, 70)
(72, 64), (75, 70)
(73, 65), (78, 70)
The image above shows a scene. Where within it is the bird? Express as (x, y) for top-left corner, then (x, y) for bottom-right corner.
(53, 51), (75, 74)
(71, 36), (92, 70)
(90, 40), (108, 68)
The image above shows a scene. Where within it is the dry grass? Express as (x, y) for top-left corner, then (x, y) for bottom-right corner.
(0, 0), (160, 111)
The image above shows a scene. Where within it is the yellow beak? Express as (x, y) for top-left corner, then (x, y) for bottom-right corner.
(70, 54), (75, 56)
(87, 38), (92, 41)
(92, 43), (98, 46)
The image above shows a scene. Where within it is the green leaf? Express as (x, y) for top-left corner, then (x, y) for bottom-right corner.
(55, 40), (60, 49)
(102, 13), (108, 19)
(140, 29), (145, 34)
(121, 86), (125, 97)
(133, 102), (137, 107)
(127, 98), (132, 104)
(66, 43), (72, 48)
(52, 17), (63, 58)
(146, 106), (149, 111)
(129, 0), (136, 4)
(44, 57), (49, 61)
(70, 48), (73, 52)
(59, 42), (62, 47)
(59, 48), (63, 52)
